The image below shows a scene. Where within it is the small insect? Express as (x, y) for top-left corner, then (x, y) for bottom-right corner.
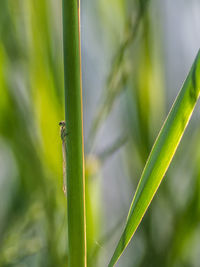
(59, 121), (67, 196)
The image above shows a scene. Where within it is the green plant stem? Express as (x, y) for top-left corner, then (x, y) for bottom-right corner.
(62, 1), (86, 266)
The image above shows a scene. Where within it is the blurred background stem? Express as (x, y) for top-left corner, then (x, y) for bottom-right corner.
(62, 0), (86, 266)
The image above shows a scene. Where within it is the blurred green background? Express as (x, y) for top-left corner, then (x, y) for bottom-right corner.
(0, 0), (200, 266)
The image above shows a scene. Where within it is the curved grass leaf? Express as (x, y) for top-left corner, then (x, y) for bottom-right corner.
(109, 50), (200, 266)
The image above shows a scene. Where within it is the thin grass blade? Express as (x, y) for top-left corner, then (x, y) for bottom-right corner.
(109, 50), (200, 266)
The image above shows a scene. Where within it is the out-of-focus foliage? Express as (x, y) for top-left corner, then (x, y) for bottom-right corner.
(0, 1), (66, 266)
(0, 0), (200, 266)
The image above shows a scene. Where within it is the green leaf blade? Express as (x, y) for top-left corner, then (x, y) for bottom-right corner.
(109, 50), (200, 266)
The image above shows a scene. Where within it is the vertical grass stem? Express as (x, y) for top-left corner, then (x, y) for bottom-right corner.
(62, 0), (86, 266)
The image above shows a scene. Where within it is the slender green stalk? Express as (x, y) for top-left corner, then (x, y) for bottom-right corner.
(109, 50), (200, 266)
(62, 1), (86, 266)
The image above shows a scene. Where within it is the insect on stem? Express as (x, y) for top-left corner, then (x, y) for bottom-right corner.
(59, 121), (67, 196)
